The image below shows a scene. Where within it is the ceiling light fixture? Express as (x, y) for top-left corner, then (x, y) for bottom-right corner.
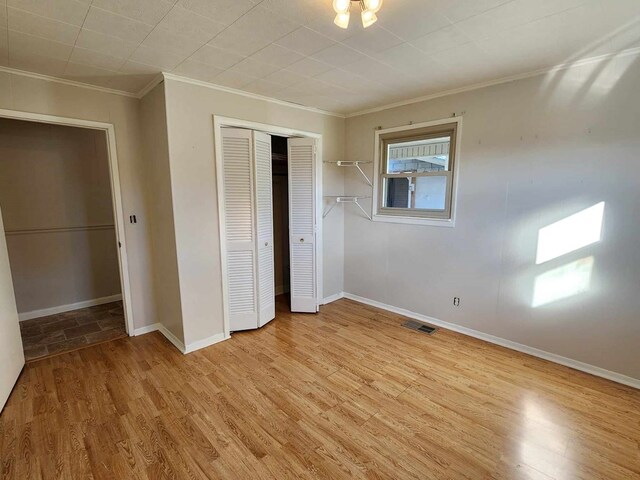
(333, 0), (383, 29)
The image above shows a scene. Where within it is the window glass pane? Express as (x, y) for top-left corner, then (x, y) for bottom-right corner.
(414, 176), (447, 210)
(383, 176), (447, 211)
(386, 136), (450, 174)
(384, 177), (410, 208)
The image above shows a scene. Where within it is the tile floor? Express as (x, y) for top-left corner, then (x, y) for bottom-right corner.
(19, 301), (126, 361)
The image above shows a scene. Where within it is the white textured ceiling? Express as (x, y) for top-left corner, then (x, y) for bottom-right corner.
(1, 0), (639, 114)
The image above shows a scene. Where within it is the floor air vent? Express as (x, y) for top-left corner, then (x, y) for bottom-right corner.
(402, 320), (438, 335)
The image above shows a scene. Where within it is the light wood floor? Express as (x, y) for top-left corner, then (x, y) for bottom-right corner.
(1, 298), (638, 479)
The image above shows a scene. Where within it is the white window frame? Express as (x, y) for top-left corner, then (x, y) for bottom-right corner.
(372, 117), (462, 227)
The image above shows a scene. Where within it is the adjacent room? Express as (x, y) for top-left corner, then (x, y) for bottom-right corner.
(0, 118), (127, 361)
(0, 0), (639, 479)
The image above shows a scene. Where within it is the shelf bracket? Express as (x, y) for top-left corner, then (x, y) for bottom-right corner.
(323, 196), (372, 221)
(325, 161), (373, 186)
(353, 199), (372, 221)
(354, 163), (373, 186)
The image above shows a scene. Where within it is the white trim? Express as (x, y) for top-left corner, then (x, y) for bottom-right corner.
(163, 72), (343, 118)
(4, 46), (640, 118)
(0, 66), (139, 98)
(322, 292), (344, 305)
(347, 46), (640, 118)
(372, 117), (462, 227)
(18, 294), (122, 321)
(342, 293), (640, 390)
(184, 333), (230, 354)
(157, 324), (186, 353)
(135, 323), (186, 353)
(0, 109), (136, 336)
(133, 323), (161, 336)
(213, 116), (324, 339)
(133, 322), (229, 354)
(137, 73), (165, 99)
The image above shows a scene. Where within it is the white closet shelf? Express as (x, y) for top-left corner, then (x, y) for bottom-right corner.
(323, 196), (372, 220)
(324, 160), (373, 186)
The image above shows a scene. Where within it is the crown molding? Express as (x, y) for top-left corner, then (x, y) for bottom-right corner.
(0, 65), (140, 99)
(3, 45), (640, 119)
(137, 73), (165, 99)
(161, 72), (346, 119)
(346, 46), (640, 118)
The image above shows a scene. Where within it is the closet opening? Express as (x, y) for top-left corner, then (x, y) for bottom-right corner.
(214, 116), (323, 336)
(0, 112), (134, 362)
(271, 135), (290, 311)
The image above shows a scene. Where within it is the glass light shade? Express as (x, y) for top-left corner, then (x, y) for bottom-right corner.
(333, 0), (351, 13)
(361, 9), (377, 28)
(364, 0), (383, 13)
(334, 11), (350, 29)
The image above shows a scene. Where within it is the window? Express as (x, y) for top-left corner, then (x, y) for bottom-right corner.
(373, 118), (461, 226)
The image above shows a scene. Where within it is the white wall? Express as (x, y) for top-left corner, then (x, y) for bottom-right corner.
(139, 82), (184, 342)
(163, 77), (345, 346)
(0, 71), (156, 331)
(0, 207), (24, 410)
(0, 119), (121, 315)
(345, 54), (640, 380)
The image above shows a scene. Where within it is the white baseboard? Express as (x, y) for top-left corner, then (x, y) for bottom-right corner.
(342, 293), (640, 390)
(133, 323), (229, 354)
(322, 292), (345, 305)
(133, 323), (161, 336)
(19, 294), (123, 321)
(184, 333), (230, 354)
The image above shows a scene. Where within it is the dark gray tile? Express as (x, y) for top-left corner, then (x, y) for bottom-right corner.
(21, 302), (126, 359)
(22, 330), (66, 348)
(20, 314), (66, 329)
(85, 328), (127, 344)
(64, 323), (102, 340)
(20, 324), (43, 338)
(24, 345), (49, 361)
(98, 317), (125, 330)
(47, 336), (88, 355)
(40, 318), (79, 333)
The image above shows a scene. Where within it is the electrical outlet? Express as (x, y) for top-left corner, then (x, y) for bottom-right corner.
(453, 297), (460, 307)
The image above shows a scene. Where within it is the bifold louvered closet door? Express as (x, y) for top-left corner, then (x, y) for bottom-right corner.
(288, 137), (318, 313)
(221, 128), (275, 331)
(254, 131), (275, 327)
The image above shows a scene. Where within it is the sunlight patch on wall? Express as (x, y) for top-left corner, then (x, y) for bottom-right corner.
(532, 257), (594, 308)
(536, 202), (604, 265)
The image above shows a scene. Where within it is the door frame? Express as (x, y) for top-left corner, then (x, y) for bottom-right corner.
(0, 108), (136, 335)
(213, 116), (323, 339)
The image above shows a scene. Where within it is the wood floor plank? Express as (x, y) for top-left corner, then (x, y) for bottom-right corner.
(1, 297), (639, 479)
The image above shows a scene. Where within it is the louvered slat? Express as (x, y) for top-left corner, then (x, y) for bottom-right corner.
(227, 251), (255, 313)
(223, 136), (253, 242)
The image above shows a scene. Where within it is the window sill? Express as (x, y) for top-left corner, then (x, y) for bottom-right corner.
(371, 214), (455, 227)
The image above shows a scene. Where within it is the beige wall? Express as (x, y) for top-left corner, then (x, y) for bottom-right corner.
(163, 77), (345, 346)
(0, 119), (121, 314)
(0, 71), (155, 330)
(139, 82), (184, 342)
(345, 54), (640, 380)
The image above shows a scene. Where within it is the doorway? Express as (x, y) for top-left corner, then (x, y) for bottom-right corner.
(0, 110), (135, 362)
(213, 116), (324, 338)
